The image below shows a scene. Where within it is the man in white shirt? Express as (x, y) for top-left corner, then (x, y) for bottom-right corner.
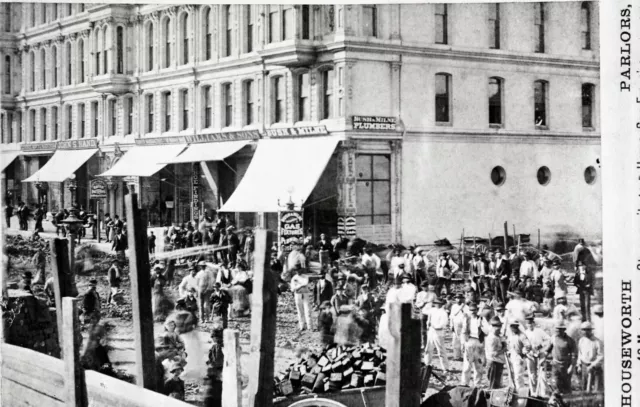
(524, 314), (551, 396)
(460, 302), (485, 387)
(361, 247), (382, 289)
(519, 252), (538, 281)
(415, 282), (437, 349)
(397, 274), (417, 304)
(508, 321), (531, 392)
(424, 298), (450, 371)
(592, 305), (604, 342)
(290, 266), (312, 331)
(178, 265), (199, 298)
(449, 293), (467, 360)
(386, 247), (404, 283)
(578, 321), (603, 392)
(469, 253), (486, 294)
(539, 257), (554, 285)
(436, 253), (459, 295)
(286, 242), (307, 277)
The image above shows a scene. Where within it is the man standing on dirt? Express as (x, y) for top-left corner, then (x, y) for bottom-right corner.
(4, 202), (13, 228)
(485, 316), (507, 389)
(31, 249), (46, 285)
(291, 266), (312, 332)
(572, 239), (589, 270)
(107, 260), (121, 305)
(507, 321), (531, 392)
(577, 321), (603, 392)
(523, 314), (550, 396)
(424, 297), (450, 372)
(436, 252), (458, 295)
(544, 320), (577, 394)
(574, 260), (593, 321)
(112, 227), (128, 263)
(80, 280), (101, 325)
(461, 303), (485, 387)
(449, 293), (467, 360)
(494, 250), (511, 303)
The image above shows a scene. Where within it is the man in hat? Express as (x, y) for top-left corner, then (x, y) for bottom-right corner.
(31, 248), (46, 285)
(361, 245), (382, 289)
(163, 361), (186, 400)
(291, 266), (312, 331)
(226, 225), (240, 264)
(317, 300), (335, 346)
(19, 271), (33, 292)
(449, 293), (467, 360)
(413, 249), (429, 288)
(397, 273), (417, 304)
(592, 305), (603, 342)
(572, 238), (589, 270)
(577, 321), (603, 392)
(494, 303), (508, 336)
(469, 253), (486, 295)
(553, 296), (571, 322)
(550, 259), (568, 299)
(505, 288), (528, 327)
(416, 282), (437, 349)
(331, 281), (351, 317)
(436, 252), (459, 296)
(424, 297), (450, 371)
(519, 252), (538, 281)
(460, 302), (485, 387)
(539, 256), (553, 285)
(179, 263), (199, 298)
(316, 233), (333, 269)
(485, 316), (507, 389)
(80, 279), (101, 325)
(523, 314), (551, 396)
(314, 267), (334, 307)
(286, 240), (307, 277)
(204, 330), (224, 407)
(508, 321), (531, 392)
(544, 320), (577, 394)
(574, 260), (593, 321)
(495, 250), (511, 303)
(508, 247), (522, 279)
(107, 259), (122, 305)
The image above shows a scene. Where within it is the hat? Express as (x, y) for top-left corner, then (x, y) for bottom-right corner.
(490, 316), (503, 327)
(401, 273), (411, 281)
(468, 303), (478, 311)
(188, 287), (196, 293)
(22, 271), (33, 279)
(197, 260), (207, 267)
(509, 321), (520, 327)
(455, 292), (465, 299)
(580, 321), (593, 330)
(169, 361), (184, 373)
(509, 247), (516, 253)
(398, 263), (405, 269)
(473, 253), (480, 259)
(593, 304), (603, 315)
(89, 279), (98, 286)
(511, 289), (523, 297)
(339, 305), (354, 314)
(554, 320), (567, 329)
(320, 301), (332, 309)
(153, 263), (165, 270)
(337, 274), (346, 281)
(226, 225), (236, 231)
(494, 303), (505, 311)
(433, 297), (444, 305)
(420, 280), (430, 288)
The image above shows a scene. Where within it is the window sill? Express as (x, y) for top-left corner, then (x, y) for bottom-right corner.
(582, 126), (595, 132)
(435, 121), (452, 127)
(489, 124), (503, 129)
(535, 125), (549, 131)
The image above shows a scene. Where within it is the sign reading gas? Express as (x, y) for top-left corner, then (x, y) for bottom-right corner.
(89, 178), (108, 199)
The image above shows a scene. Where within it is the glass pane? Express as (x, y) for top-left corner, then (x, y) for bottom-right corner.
(356, 215), (372, 226)
(300, 73), (309, 97)
(373, 215), (391, 225)
(372, 155), (390, 179)
(324, 69), (334, 93)
(372, 181), (390, 215)
(356, 181), (373, 215)
(356, 155), (372, 180)
(283, 8), (294, 40)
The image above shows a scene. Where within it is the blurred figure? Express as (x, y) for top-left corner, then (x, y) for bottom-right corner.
(424, 297), (450, 372)
(148, 231), (157, 254)
(317, 301), (335, 346)
(163, 362), (185, 400)
(203, 330), (224, 407)
(4, 201), (13, 228)
(32, 249), (46, 285)
(574, 260), (593, 321)
(209, 283), (231, 328)
(33, 204), (44, 232)
(578, 321), (603, 392)
(19, 271), (33, 292)
(79, 280), (101, 325)
(290, 266), (312, 331)
(104, 213), (113, 242)
(544, 320), (577, 394)
(107, 259), (121, 305)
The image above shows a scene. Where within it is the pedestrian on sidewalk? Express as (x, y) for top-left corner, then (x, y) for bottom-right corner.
(107, 260), (121, 305)
(291, 266), (312, 331)
(112, 227), (128, 263)
(104, 213), (112, 242)
(3, 202), (13, 228)
(148, 231), (157, 254)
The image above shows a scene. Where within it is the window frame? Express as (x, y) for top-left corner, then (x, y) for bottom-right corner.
(52, 106), (59, 140)
(65, 42), (72, 86)
(296, 71), (310, 122)
(320, 68), (335, 120)
(580, 2), (591, 50)
(3, 55), (10, 94)
(223, 5), (232, 57)
(179, 12), (190, 66)
(435, 4), (448, 45)
(272, 76), (285, 124)
(78, 103), (85, 138)
(243, 80), (254, 126)
(435, 73), (452, 125)
(66, 105), (73, 139)
(162, 17), (172, 69)
(180, 89), (189, 131)
(355, 154), (392, 225)
(147, 22), (155, 71)
(222, 82), (233, 127)
(108, 99), (117, 136)
(162, 91), (172, 132)
(90, 101), (98, 137)
(488, 77), (504, 127)
(30, 109), (36, 142)
(40, 108), (47, 141)
(362, 5), (377, 38)
(78, 38), (85, 83)
(245, 5), (254, 53)
(534, 2), (545, 53)
(146, 94), (155, 133)
(126, 96), (134, 135)
(534, 80), (549, 129)
(581, 83), (595, 129)
(203, 8), (212, 60)
(116, 26), (124, 74)
(488, 3), (500, 49)
(39, 49), (46, 90)
(202, 85), (212, 129)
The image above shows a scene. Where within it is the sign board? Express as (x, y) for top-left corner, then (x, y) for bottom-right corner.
(337, 216), (357, 237)
(264, 126), (328, 138)
(192, 164), (200, 221)
(352, 116), (397, 131)
(134, 130), (260, 146)
(278, 210), (304, 256)
(89, 178), (108, 199)
(57, 139), (99, 150)
(21, 142), (57, 152)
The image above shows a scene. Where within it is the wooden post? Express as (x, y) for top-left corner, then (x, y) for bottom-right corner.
(503, 222), (508, 252)
(512, 225), (516, 247)
(247, 229), (276, 407)
(62, 297), (87, 407)
(385, 302), (421, 407)
(488, 234), (493, 251)
(125, 193), (157, 391)
(460, 230), (465, 271)
(97, 202), (101, 243)
(223, 329), (242, 407)
(473, 236), (476, 253)
(537, 229), (541, 250)
(51, 238), (72, 354)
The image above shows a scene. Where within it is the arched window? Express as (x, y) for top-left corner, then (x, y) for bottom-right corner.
(435, 73), (452, 123)
(534, 80), (548, 127)
(39, 48), (46, 90)
(203, 8), (212, 60)
(147, 22), (155, 71)
(223, 5), (232, 57)
(179, 13), (189, 65)
(66, 105), (73, 139)
(52, 46), (58, 87)
(30, 110), (36, 141)
(78, 39), (85, 83)
(52, 106), (59, 140)
(116, 26), (124, 74)
(581, 2), (591, 50)
(40, 108), (46, 141)
(3, 55), (10, 94)
(488, 77), (503, 126)
(29, 51), (35, 91)
(39, 3), (46, 25)
(65, 42), (72, 85)
(163, 17), (171, 68)
(534, 3), (545, 53)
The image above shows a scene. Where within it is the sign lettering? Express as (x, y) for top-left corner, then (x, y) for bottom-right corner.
(264, 126), (328, 138)
(352, 116), (397, 131)
(89, 178), (108, 199)
(278, 210), (304, 256)
(21, 142), (57, 152)
(192, 164), (200, 221)
(57, 139), (99, 150)
(135, 130), (260, 146)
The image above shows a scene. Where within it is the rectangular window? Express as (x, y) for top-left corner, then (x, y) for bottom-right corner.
(91, 102), (98, 137)
(435, 74), (451, 123)
(126, 97), (133, 134)
(66, 47), (72, 85)
(363, 5), (377, 37)
(435, 4), (448, 44)
(301, 5), (310, 40)
(534, 81), (547, 127)
(582, 84), (594, 128)
(18, 111), (23, 142)
(4, 3), (10, 32)
(181, 89), (189, 131)
(79, 104), (85, 137)
(40, 109), (46, 140)
(66, 106), (72, 139)
(6, 112), (12, 143)
(224, 5), (232, 57)
(581, 3), (591, 50)
(322, 69), (334, 120)
(488, 78), (502, 125)
(222, 83), (233, 127)
(488, 4), (500, 49)
(163, 92), (172, 132)
(356, 155), (391, 225)
(244, 80), (254, 125)
(148, 24), (155, 71)
(109, 99), (116, 136)
(52, 107), (58, 140)
(297, 73), (310, 121)
(246, 6), (253, 52)
(205, 11), (212, 60)
(534, 3), (545, 53)
(283, 8), (294, 40)
(274, 76), (285, 123)
(147, 95), (154, 133)
(269, 9), (279, 43)
(203, 86), (212, 128)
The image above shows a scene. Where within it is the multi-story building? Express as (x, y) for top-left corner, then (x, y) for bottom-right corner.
(0, 2), (600, 245)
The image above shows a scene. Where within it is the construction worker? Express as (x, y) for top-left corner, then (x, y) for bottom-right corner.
(460, 302), (485, 387)
(523, 314), (551, 396)
(507, 321), (531, 392)
(449, 293), (467, 360)
(577, 321), (603, 392)
(424, 297), (450, 371)
(544, 319), (578, 394)
(485, 316), (507, 389)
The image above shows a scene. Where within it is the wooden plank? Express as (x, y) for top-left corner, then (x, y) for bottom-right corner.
(1, 345), (65, 401)
(125, 192), (157, 392)
(385, 302), (421, 407)
(503, 221), (508, 252)
(222, 329), (242, 407)
(85, 370), (192, 407)
(1, 378), (65, 407)
(247, 229), (277, 407)
(1, 343), (64, 373)
(62, 297), (87, 407)
(50, 238), (70, 353)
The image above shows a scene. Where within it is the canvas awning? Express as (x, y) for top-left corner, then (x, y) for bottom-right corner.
(99, 144), (187, 177)
(1, 151), (20, 172)
(219, 136), (340, 213)
(22, 148), (97, 182)
(161, 140), (250, 164)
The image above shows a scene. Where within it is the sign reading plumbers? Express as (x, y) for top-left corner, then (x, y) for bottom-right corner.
(278, 210), (304, 253)
(89, 179), (108, 199)
(352, 116), (397, 131)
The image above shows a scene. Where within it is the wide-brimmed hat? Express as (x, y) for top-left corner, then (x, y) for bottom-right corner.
(593, 305), (603, 315)
(320, 301), (332, 309)
(433, 297), (444, 305)
(509, 321), (520, 327)
(552, 259), (561, 266)
(197, 260), (207, 267)
(468, 303), (478, 311)
(420, 280), (430, 288)
(580, 321), (593, 330)
(490, 316), (503, 327)
(525, 314), (535, 321)
(169, 361), (184, 373)
(455, 292), (465, 299)
(494, 303), (505, 311)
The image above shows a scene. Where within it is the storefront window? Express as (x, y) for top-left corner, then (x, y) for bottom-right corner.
(356, 154), (391, 225)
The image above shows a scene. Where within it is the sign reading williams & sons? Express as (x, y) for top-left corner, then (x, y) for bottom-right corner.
(89, 178), (108, 199)
(134, 130), (261, 146)
(352, 116), (397, 131)
(264, 126), (328, 138)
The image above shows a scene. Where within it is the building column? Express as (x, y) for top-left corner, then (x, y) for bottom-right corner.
(336, 140), (357, 236)
(389, 5), (401, 40)
(105, 177), (118, 217)
(390, 140), (402, 244)
(19, 156), (32, 203)
(390, 60), (402, 118)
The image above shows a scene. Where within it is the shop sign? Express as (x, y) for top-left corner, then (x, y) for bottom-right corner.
(278, 210), (304, 254)
(192, 164), (200, 221)
(352, 116), (397, 131)
(89, 179), (108, 199)
(337, 216), (357, 237)
(135, 136), (185, 146)
(57, 139), (99, 150)
(134, 130), (261, 146)
(264, 126), (328, 138)
(21, 142), (57, 152)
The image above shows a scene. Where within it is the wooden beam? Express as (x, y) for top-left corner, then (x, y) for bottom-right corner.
(247, 229), (276, 407)
(62, 297), (87, 407)
(125, 192), (157, 392)
(222, 329), (242, 407)
(385, 302), (421, 407)
(51, 238), (71, 355)
(503, 222), (509, 252)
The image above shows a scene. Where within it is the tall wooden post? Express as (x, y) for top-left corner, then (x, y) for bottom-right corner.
(503, 222), (509, 252)
(125, 193), (157, 391)
(223, 329), (243, 407)
(62, 297), (87, 407)
(51, 238), (73, 354)
(247, 229), (276, 407)
(538, 229), (541, 250)
(385, 302), (421, 407)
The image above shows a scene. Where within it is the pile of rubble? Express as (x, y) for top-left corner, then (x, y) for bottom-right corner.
(4, 235), (50, 258)
(274, 342), (387, 397)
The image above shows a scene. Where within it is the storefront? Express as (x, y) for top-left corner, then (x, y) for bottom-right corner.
(1, 150), (21, 205)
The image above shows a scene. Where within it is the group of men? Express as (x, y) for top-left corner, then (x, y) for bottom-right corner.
(4, 201), (32, 230)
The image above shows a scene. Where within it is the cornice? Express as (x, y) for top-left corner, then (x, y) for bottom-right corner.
(402, 129), (601, 145)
